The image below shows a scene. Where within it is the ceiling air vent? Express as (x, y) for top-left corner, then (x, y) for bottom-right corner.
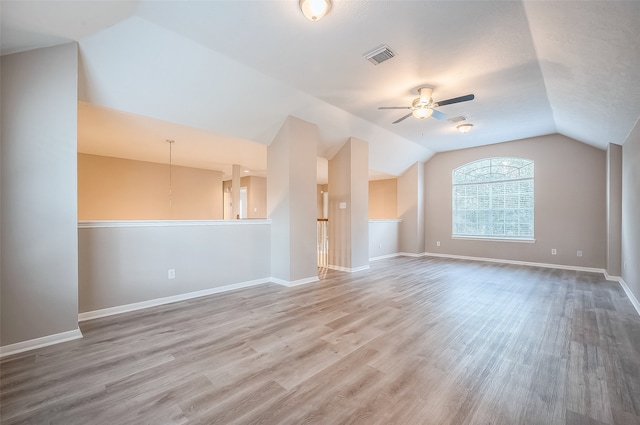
(448, 116), (468, 124)
(363, 45), (396, 65)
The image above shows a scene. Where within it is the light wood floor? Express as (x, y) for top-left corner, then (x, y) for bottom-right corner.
(2, 257), (640, 425)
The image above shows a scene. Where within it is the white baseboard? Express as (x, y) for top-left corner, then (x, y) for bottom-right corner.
(606, 271), (640, 316)
(369, 253), (402, 262)
(422, 252), (640, 317)
(0, 328), (83, 359)
(618, 278), (640, 316)
(422, 252), (605, 274)
(327, 264), (371, 273)
(271, 276), (319, 287)
(398, 252), (426, 258)
(78, 278), (271, 321)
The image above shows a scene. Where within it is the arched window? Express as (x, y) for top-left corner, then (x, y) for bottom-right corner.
(452, 157), (534, 239)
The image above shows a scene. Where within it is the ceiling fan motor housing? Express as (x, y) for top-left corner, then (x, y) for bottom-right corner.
(412, 88), (434, 119)
(417, 87), (433, 104)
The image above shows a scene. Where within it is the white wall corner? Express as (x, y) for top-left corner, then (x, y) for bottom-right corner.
(618, 278), (640, 316)
(0, 328), (83, 359)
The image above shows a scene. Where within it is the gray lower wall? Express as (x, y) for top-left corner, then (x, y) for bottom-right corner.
(369, 220), (401, 259)
(78, 222), (271, 313)
(424, 134), (607, 268)
(622, 121), (640, 304)
(1, 44), (79, 346)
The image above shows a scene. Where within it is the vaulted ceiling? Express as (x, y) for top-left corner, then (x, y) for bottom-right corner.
(2, 1), (639, 179)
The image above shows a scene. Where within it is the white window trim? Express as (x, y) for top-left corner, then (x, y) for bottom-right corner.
(451, 235), (536, 243)
(452, 157), (534, 239)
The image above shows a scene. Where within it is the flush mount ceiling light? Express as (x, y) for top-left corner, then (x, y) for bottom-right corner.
(299, 0), (331, 21)
(457, 123), (474, 133)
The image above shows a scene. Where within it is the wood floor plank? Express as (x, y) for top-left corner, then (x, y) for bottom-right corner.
(2, 257), (640, 425)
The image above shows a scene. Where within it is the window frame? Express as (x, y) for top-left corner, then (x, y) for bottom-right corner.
(451, 157), (535, 242)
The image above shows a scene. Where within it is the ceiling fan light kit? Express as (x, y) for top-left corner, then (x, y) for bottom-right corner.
(412, 107), (433, 120)
(379, 88), (475, 124)
(411, 89), (434, 119)
(299, 0), (331, 21)
(457, 123), (474, 133)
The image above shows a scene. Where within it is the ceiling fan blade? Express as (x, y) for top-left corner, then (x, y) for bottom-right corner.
(392, 112), (413, 124)
(431, 109), (447, 120)
(434, 94), (475, 107)
(391, 112), (413, 124)
(378, 106), (411, 110)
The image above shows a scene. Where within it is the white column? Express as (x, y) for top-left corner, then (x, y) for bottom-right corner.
(398, 162), (425, 255)
(267, 116), (319, 285)
(232, 164), (241, 219)
(1, 43), (80, 347)
(328, 137), (369, 272)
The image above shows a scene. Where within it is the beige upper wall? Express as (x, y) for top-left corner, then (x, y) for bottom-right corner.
(223, 176), (267, 219)
(78, 153), (223, 220)
(369, 178), (397, 219)
(424, 134), (607, 268)
(246, 176), (267, 219)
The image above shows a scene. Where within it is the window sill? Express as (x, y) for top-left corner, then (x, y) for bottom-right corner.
(451, 235), (536, 243)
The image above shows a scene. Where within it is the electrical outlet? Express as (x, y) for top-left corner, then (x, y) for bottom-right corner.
(551, 249), (557, 255)
(168, 268), (176, 279)
(577, 250), (583, 257)
(379, 243), (382, 248)
(437, 241), (441, 247)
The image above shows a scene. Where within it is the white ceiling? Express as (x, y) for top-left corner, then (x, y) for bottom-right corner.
(2, 1), (640, 179)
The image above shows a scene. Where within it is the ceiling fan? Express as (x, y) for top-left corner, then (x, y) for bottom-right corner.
(379, 87), (475, 124)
